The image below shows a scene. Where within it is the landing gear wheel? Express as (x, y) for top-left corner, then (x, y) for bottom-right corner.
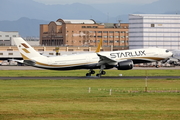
(155, 65), (159, 68)
(90, 70), (95, 74)
(86, 73), (91, 76)
(96, 65), (106, 78)
(86, 69), (95, 77)
(96, 74), (101, 77)
(155, 61), (159, 68)
(101, 71), (106, 75)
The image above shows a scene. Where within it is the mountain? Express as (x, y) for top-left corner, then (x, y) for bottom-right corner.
(133, 0), (180, 14)
(1, 0), (180, 22)
(0, 17), (48, 37)
(0, 0), (108, 37)
(0, 0), (180, 37)
(0, 0), (107, 22)
(92, 0), (180, 17)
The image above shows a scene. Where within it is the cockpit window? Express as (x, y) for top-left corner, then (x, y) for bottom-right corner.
(166, 50), (169, 53)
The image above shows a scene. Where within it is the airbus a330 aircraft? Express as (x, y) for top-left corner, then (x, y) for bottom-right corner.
(13, 37), (172, 77)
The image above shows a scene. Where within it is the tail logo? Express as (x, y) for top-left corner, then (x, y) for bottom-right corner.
(22, 48), (30, 53)
(20, 43), (30, 53)
(21, 43), (29, 48)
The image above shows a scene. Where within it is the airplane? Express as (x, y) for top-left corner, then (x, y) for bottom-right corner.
(164, 50), (180, 65)
(13, 37), (173, 77)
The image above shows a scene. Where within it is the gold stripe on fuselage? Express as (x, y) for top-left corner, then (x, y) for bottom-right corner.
(36, 56), (163, 68)
(20, 53), (165, 68)
(117, 57), (165, 61)
(132, 57), (165, 61)
(21, 53), (97, 67)
(36, 61), (97, 68)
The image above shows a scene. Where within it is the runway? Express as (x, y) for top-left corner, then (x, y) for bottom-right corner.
(0, 66), (180, 80)
(0, 66), (180, 70)
(0, 76), (180, 80)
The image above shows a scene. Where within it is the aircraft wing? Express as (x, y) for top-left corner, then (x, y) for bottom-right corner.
(97, 53), (117, 65)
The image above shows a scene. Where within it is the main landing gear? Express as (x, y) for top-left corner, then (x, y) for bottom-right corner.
(86, 65), (106, 77)
(96, 70), (106, 77)
(86, 69), (95, 76)
(96, 65), (106, 77)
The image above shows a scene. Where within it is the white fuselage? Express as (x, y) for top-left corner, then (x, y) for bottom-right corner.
(32, 53), (99, 70)
(13, 37), (173, 73)
(32, 48), (172, 70)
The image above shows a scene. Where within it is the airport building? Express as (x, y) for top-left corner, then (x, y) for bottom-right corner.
(129, 14), (180, 50)
(0, 19), (129, 60)
(0, 31), (19, 46)
(22, 37), (40, 46)
(40, 19), (129, 50)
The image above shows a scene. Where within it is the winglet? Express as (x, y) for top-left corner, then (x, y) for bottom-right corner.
(95, 39), (102, 53)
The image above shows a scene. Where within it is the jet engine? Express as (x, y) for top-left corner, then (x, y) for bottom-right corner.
(117, 59), (133, 70)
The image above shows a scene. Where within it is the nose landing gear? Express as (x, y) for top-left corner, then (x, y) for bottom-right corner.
(155, 61), (159, 68)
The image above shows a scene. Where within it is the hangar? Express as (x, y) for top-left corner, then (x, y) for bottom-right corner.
(129, 14), (180, 50)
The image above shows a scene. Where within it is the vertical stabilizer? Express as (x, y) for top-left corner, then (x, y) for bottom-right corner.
(13, 37), (42, 60)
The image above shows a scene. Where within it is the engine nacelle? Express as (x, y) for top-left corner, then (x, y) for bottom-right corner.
(117, 60), (133, 70)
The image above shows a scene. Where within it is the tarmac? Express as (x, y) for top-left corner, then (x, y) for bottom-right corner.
(0, 65), (179, 70)
(0, 65), (180, 70)
(0, 66), (42, 70)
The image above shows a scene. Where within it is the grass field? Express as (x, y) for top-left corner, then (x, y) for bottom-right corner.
(0, 70), (180, 120)
(0, 69), (180, 77)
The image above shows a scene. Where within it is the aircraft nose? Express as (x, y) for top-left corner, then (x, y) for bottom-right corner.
(165, 50), (173, 57)
(169, 51), (173, 57)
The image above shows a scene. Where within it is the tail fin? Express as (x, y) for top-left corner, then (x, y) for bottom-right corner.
(13, 37), (42, 60)
(95, 39), (102, 53)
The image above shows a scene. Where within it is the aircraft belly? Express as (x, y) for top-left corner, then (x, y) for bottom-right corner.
(34, 59), (98, 70)
(132, 57), (164, 64)
(34, 63), (98, 70)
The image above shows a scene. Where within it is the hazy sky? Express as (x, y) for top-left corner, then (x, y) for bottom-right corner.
(33, 0), (159, 5)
